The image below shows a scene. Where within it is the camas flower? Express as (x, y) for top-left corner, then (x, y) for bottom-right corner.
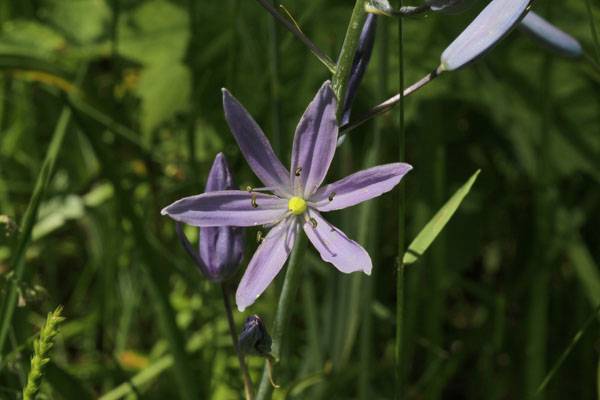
(161, 81), (412, 311)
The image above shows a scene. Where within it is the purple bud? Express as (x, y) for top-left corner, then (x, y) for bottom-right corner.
(518, 11), (582, 57)
(426, 0), (477, 15)
(342, 14), (378, 126)
(440, 0), (533, 71)
(176, 153), (245, 282)
(238, 315), (272, 357)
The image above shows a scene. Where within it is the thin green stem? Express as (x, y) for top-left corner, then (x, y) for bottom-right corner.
(255, 231), (308, 400)
(532, 305), (600, 398)
(0, 95), (75, 354)
(584, 0), (600, 65)
(221, 284), (255, 400)
(340, 68), (441, 134)
(332, 0), (367, 119)
(395, 0), (406, 397)
(255, 0), (336, 73)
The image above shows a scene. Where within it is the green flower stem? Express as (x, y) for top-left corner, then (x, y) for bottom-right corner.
(359, 17), (388, 399)
(339, 68), (440, 134)
(256, 230), (308, 400)
(584, 0), (600, 66)
(255, 0), (336, 73)
(221, 283), (255, 400)
(23, 305), (65, 400)
(396, 0), (406, 397)
(332, 0), (367, 120)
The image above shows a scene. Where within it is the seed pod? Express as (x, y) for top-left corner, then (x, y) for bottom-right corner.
(238, 315), (272, 357)
(518, 11), (582, 57)
(440, 0), (533, 71)
(426, 0), (477, 15)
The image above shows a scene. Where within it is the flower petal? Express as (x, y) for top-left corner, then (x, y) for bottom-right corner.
(222, 89), (291, 196)
(161, 191), (288, 227)
(308, 163), (412, 212)
(303, 209), (371, 274)
(290, 81), (338, 198)
(236, 218), (299, 311)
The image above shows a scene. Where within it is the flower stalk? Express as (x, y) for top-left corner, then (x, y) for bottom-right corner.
(255, 231), (307, 400)
(221, 284), (255, 400)
(255, 0), (336, 73)
(396, 0), (406, 397)
(332, 0), (368, 121)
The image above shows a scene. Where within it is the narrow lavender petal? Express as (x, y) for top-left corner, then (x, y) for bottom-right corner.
(205, 152), (238, 192)
(222, 89), (291, 196)
(308, 163), (412, 212)
(426, 0), (477, 15)
(518, 11), (582, 57)
(290, 81), (338, 198)
(440, 0), (533, 71)
(342, 14), (377, 126)
(236, 218), (299, 311)
(175, 222), (213, 280)
(303, 209), (371, 275)
(161, 190), (288, 227)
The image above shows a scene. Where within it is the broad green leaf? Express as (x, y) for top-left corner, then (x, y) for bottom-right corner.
(135, 60), (190, 141)
(0, 20), (66, 59)
(403, 170), (480, 265)
(117, 0), (189, 65)
(45, 0), (111, 44)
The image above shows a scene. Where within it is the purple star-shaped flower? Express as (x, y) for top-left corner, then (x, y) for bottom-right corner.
(161, 81), (412, 311)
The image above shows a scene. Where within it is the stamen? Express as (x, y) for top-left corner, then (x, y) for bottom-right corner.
(251, 194), (259, 208)
(328, 192), (336, 201)
(257, 231), (264, 244)
(310, 218), (318, 228)
(294, 167), (302, 176)
(246, 186), (253, 193)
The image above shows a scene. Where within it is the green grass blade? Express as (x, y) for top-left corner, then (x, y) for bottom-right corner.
(403, 170), (480, 265)
(532, 305), (600, 398)
(584, 0), (600, 65)
(99, 355), (174, 400)
(566, 237), (600, 306)
(0, 106), (73, 354)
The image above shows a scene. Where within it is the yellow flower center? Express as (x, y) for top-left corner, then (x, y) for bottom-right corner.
(288, 197), (307, 215)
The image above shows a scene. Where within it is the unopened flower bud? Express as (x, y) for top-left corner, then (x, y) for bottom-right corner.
(176, 153), (245, 282)
(238, 315), (272, 357)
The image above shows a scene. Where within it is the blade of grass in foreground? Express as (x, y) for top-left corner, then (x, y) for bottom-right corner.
(0, 101), (74, 355)
(403, 170), (480, 266)
(532, 305), (600, 398)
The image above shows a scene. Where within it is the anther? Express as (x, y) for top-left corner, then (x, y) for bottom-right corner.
(295, 167), (302, 176)
(251, 194), (259, 208)
(257, 231), (264, 243)
(310, 218), (318, 228)
(328, 192), (336, 201)
(246, 186), (253, 193)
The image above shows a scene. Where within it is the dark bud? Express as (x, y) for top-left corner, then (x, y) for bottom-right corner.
(238, 315), (272, 357)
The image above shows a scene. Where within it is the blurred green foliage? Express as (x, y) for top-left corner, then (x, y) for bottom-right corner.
(0, 0), (599, 399)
